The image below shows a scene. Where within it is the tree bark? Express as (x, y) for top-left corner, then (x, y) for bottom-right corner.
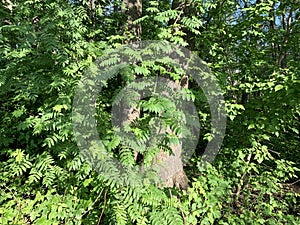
(120, 0), (188, 190)
(119, 0), (142, 161)
(153, 80), (189, 190)
(123, 0), (142, 40)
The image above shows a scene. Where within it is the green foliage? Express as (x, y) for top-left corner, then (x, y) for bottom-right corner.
(1, 0), (300, 224)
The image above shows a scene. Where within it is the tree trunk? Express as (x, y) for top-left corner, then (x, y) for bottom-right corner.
(119, 0), (142, 161)
(123, 0), (142, 40)
(154, 80), (189, 190)
(120, 0), (188, 189)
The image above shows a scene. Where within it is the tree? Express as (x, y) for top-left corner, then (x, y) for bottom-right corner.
(0, 0), (299, 224)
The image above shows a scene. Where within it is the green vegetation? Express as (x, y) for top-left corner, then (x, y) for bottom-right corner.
(0, 0), (299, 224)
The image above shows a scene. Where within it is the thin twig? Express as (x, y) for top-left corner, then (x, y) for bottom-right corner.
(97, 189), (108, 225)
(268, 149), (280, 155)
(288, 179), (300, 186)
(2, 184), (25, 224)
(81, 188), (104, 218)
(177, 195), (186, 225)
(235, 153), (252, 201)
(168, 189), (173, 198)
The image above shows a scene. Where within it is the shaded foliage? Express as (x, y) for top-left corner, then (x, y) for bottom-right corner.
(0, 0), (299, 224)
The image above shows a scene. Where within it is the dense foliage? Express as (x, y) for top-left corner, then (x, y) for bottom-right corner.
(1, 0), (299, 224)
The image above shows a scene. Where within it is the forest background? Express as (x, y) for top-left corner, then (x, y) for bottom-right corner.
(0, 0), (300, 224)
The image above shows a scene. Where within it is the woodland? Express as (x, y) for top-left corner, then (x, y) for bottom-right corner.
(0, 0), (300, 224)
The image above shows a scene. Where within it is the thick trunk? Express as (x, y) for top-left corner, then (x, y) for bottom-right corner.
(120, 0), (142, 161)
(120, 0), (188, 189)
(123, 0), (142, 39)
(154, 80), (189, 190)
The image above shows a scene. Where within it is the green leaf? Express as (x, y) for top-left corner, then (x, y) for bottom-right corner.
(274, 84), (284, 92)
